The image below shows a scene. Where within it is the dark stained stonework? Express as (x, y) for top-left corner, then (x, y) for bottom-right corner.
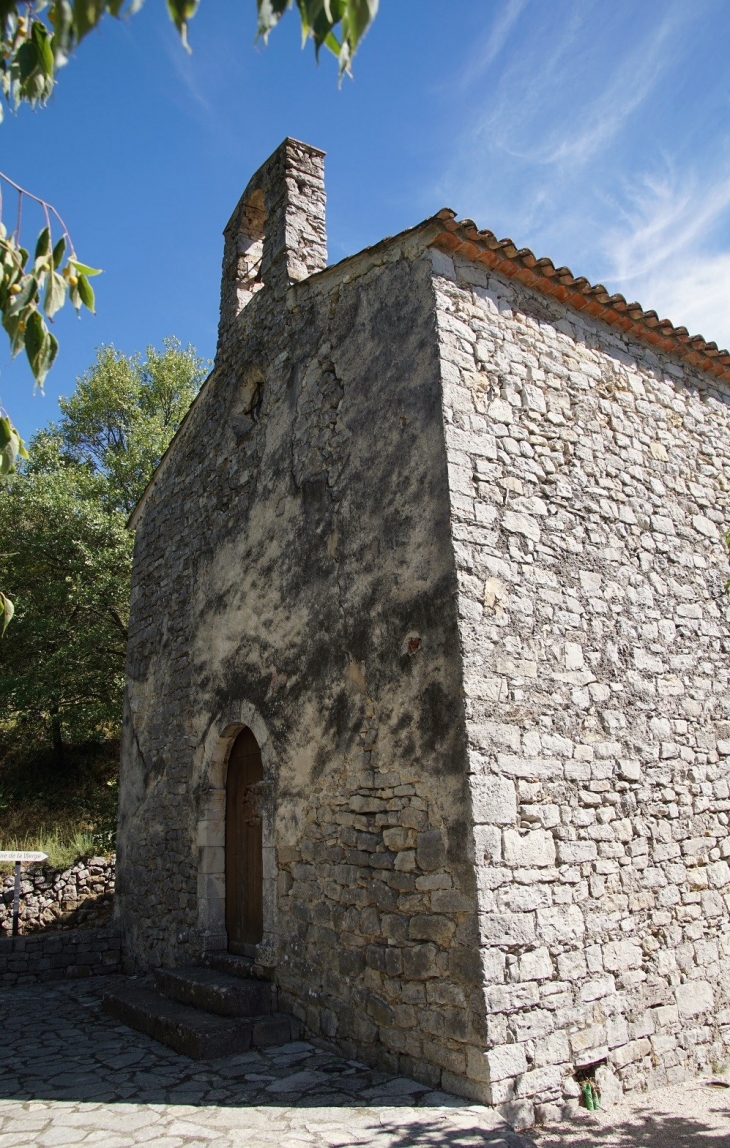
(0, 927), (121, 983)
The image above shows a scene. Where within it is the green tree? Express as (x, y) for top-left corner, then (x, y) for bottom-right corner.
(59, 338), (206, 515)
(0, 339), (206, 762)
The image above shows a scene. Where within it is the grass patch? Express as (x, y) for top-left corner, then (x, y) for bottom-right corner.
(0, 827), (98, 873)
(0, 738), (118, 871)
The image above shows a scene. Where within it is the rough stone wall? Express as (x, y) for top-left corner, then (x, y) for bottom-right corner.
(1, 856), (115, 935)
(119, 143), (490, 1094)
(0, 927), (121, 984)
(433, 246), (730, 1124)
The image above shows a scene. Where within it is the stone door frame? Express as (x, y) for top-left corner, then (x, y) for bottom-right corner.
(195, 701), (278, 967)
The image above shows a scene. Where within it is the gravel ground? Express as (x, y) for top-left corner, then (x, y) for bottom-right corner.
(534, 1074), (730, 1148)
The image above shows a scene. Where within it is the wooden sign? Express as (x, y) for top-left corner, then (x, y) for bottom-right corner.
(0, 851), (48, 863)
(1, 852), (48, 936)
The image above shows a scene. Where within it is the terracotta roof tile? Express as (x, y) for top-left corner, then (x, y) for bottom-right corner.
(429, 210), (730, 384)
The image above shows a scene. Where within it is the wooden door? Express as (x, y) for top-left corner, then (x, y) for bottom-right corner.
(225, 727), (264, 955)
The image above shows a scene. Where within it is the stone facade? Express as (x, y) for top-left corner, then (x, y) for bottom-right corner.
(118, 138), (730, 1124)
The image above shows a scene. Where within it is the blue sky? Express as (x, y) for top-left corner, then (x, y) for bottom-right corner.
(3, 0), (730, 439)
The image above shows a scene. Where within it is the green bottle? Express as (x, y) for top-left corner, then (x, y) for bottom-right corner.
(582, 1081), (595, 1110)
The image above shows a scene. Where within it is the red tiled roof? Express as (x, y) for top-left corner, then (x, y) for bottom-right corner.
(429, 208), (730, 386)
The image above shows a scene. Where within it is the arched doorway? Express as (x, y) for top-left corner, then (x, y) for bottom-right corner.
(225, 727), (264, 955)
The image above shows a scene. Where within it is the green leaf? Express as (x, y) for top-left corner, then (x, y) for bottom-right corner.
(165, 0), (199, 50)
(23, 309), (58, 386)
(32, 21), (55, 78)
(1, 312), (23, 357)
(0, 416), (12, 450)
(17, 41), (40, 84)
(44, 269), (67, 319)
(72, 0), (108, 41)
(68, 259), (102, 276)
(24, 309), (46, 368)
(42, 331), (59, 383)
(77, 273), (95, 313)
(69, 280), (82, 311)
(256, 0), (291, 40)
(28, 327), (59, 389)
(49, 0), (76, 60)
(0, 418), (20, 473)
(34, 228), (51, 261)
(0, 593), (14, 637)
(8, 274), (39, 314)
(345, 0), (378, 45)
(52, 236), (67, 269)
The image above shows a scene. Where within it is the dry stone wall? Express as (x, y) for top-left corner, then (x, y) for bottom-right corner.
(0, 856), (115, 936)
(432, 245), (730, 1124)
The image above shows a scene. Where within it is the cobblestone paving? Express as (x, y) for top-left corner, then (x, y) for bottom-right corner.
(0, 978), (529, 1147)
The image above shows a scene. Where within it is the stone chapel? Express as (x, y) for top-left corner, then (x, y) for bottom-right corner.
(114, 138), (730, 1124)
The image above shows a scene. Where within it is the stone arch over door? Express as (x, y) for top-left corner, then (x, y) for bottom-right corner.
(196, 703), (277, 966)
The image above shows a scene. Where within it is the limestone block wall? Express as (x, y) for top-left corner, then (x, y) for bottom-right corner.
(433, 246), (730, 1124)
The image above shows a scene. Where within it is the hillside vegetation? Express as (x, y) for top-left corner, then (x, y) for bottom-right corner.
(0, 339), (206, 859)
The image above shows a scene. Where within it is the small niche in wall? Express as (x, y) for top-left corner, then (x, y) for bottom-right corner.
(574, 1059), (607, 1111)
(235, 188), (267, 314)
(231, 365), (265, 441)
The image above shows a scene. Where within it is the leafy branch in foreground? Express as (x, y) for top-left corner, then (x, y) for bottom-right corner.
(0, 172), (100, 633)
(0, 3), (379, 117)
(257, 1), (379, 77)
(0, 1), (378, 385)
(0, 172), (100, 388)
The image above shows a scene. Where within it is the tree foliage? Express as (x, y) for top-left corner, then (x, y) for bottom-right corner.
(0, 339), (205, 758)
(58, 337), (207, 514)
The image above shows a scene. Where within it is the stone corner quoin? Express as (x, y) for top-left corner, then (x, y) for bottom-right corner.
(117, 136), (730, 1127)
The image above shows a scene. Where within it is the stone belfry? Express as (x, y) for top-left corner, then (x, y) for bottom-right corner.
(115, 138), (730, 1125)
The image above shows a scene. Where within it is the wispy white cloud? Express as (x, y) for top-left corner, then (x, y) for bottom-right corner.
(601, 166), (730, 344)
(163, 32), (215, 119)
(468, 1), (692, 171)
(532, 12), (681, 167)
(458, 0), (529, 89)
(430, 0), (730, 346)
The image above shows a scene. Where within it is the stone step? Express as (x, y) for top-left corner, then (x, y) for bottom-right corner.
(154, 965), (275, 1017)
(202, 951), (260, 981)
(102, 981), (299, 1059)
